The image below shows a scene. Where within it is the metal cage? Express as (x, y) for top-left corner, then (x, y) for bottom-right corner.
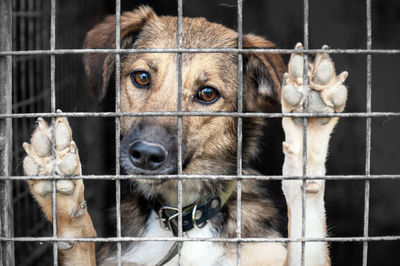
(1, 0), (400, 265)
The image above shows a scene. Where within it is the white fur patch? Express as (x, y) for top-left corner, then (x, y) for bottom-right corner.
(111, 211), (234, 266)
(176, 223), (233, 266)
(119, 211), (175, 265)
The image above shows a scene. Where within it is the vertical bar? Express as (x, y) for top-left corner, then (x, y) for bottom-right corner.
(0, 0), (14, 265)
(50, 0), (58, 265)
(176, 0), (184, 264)
(301, 0), (309, 265)
(115, 0), (122, 265)
(236, 0), (243, 265)
(363, 0), (372, 265)
(27, 0), (35, 239)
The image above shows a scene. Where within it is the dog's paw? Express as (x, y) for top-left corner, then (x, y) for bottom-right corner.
(282, 43), (348, 126)
(23, 111), (87, 221)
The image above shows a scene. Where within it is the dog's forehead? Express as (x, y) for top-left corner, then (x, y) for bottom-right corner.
(135, 16), (238, 49)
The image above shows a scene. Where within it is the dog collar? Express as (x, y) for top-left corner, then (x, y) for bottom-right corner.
(154, 180), (237, 236)
(153, 180), (237, 266)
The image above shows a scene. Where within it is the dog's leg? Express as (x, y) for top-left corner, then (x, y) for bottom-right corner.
(281, 43), (348, 266)
(23, 112), (96, 266)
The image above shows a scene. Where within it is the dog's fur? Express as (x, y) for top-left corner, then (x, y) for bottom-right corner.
(23, 5), (349, 265)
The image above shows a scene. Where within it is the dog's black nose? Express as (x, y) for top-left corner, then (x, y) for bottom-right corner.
(129, 141), (167, 170)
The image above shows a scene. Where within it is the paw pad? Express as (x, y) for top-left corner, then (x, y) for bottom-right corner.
(23, 114), (81, 176)
(281, 43), (348, 125)
(313, 57), (335, 85)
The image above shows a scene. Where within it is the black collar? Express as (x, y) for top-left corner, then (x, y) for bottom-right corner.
(153, 180), (237, 236)
(153, 196), (221, 236)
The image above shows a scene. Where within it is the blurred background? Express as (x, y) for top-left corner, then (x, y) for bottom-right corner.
(8, 0), (400, 265)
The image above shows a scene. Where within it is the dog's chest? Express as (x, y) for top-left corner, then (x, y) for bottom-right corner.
(119, 211), (234, 266)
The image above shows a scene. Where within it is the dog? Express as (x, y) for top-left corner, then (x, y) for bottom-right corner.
(22, 5), (348, 265)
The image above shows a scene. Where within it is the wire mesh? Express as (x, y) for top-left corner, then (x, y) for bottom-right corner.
(1, 0), (400, 265)
(8, 0), (52, 265)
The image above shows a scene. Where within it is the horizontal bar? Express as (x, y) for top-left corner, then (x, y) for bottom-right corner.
(1, 235), (400, 243)
(2, 111), (400, 119)
(4, 174), (400, 180)
(0, 48), (400, 56)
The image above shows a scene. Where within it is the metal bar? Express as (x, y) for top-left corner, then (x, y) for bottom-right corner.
(1, 48), (400, 56)
(301, 0), (310, 264)
(0, 0), (14, 264)
(363, 0), (372, 265)
(115, 0), (122, 264)
(236, 0), (243, 265)
(4, 174), (400, 181)
(2, 235), (400, 243)
(49, 0), (58, 264)
(2, 111), (400, 119)
(176, 0), (184, 264)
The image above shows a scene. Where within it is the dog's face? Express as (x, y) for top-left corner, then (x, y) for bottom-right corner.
(84, 6), (285, 199)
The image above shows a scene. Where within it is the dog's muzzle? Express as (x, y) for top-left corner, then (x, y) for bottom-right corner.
(129, 140), (168, 170)
(121, 122), (179, 175)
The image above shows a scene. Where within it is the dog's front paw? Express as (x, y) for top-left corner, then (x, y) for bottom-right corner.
(282, 43), (348, 126)
(281, 43), (348, 200)
(23, 111), (87, 222)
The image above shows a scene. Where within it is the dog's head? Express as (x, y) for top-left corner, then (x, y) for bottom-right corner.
(83, 6), (285, 199)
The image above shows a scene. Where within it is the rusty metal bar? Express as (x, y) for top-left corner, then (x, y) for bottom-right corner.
(1, 48), (400, 55)
(362, 0), (373, 265)
(115, 0), (122, 264)
(1, 111), (400, 119)
(0, 0), (14, 265)
(3, 174), (400, 181)
(236, 0), (243, 265)
(1, 235), (400, 243)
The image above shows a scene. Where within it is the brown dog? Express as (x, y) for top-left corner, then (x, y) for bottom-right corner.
(23, 5), (348, 265)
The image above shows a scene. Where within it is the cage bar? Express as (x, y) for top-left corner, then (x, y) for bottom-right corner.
(2, 235), (400, 243)
(176, 0), (184, 264)
(1, 48), (400, 56)
(236, 0), (244, 265)
(114, 0), (122, 265)
(3, 111), (400, 119)
(299, 0), (310, 264)
(4, 174), (400, 181)
(49, 0), (58, 264)
(362, 0), (373, 265)
(0, 0), (14, 265)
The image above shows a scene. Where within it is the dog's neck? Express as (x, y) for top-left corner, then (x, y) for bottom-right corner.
(157, 180), (237, 208)
(158, 189), (202, 207)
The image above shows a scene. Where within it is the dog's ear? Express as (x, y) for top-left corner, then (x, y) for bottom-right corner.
(83, 6), (157, 103)
(242, 34), (286, 112)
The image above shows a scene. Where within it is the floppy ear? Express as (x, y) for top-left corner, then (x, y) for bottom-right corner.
(83, 6), (157, 103)
(243, 34), (286, 112)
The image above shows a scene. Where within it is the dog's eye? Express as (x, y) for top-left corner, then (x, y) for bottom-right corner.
(195, 87), (220, 104)
(131, 71), (151, 88)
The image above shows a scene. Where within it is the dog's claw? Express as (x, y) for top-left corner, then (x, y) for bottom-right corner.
(57, 241), (74, 251)
(295, 42), (303, 49)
